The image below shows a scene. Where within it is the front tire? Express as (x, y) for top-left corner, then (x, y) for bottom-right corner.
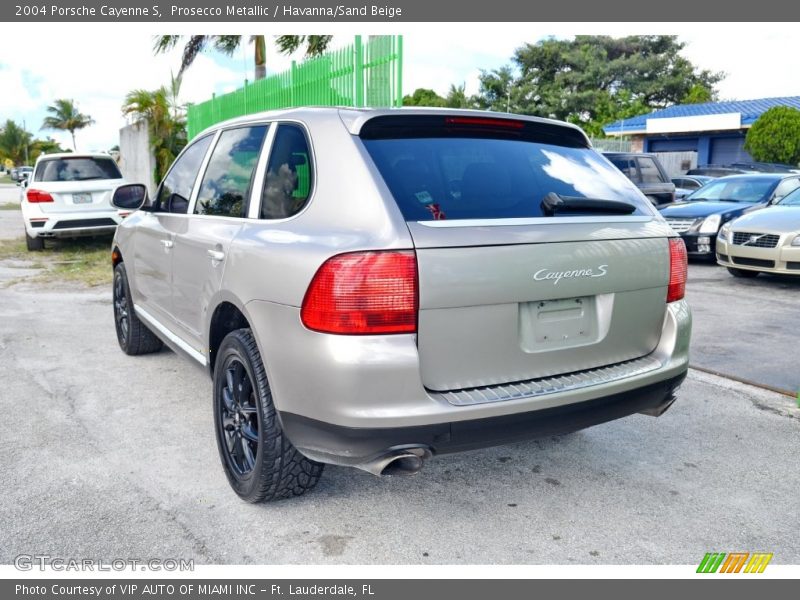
(113, 262), (163, 355)
(213, 328), (323, 502)
(25, 230), (44, 251)
(727, 267), (759, 278)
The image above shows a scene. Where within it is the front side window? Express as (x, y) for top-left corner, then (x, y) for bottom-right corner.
(260, 124), (314, 220)
(607, 156), (640, 183)
(195, 126), (268, 218)
(156, 135), (212, 213)
(772, 178), (800, 202)
(35, 157), (122, 182)
(637, 157), (664, 184)
(778, 188), (800, 206)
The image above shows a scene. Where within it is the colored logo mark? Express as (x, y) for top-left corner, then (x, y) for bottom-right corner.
(697, 552), (773, 573)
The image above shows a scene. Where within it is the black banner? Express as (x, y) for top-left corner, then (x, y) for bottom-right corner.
(4, 579), (799, 600)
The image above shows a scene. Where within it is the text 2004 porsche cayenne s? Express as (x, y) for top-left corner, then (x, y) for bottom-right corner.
(108, 108), (691, 502)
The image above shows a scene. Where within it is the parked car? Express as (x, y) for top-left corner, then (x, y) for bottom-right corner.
(716, 187), (800, 277)
(109, 108), (691, 502)
(658, 173), (800, 259)
(20, 152), (127, 251)
(686, 166), (755, 177)
(672, 175), (714, 200)
(15, 166), (33, 184)
(10, 167), (19, 181)
(604, 152), (676, 206)
(727, 162), (800, 173)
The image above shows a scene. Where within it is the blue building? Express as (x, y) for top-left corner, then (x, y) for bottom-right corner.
(603, 96), (800, 165)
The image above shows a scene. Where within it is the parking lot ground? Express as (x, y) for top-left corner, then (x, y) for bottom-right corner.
(0, 216), (798, 565)
(686, 261), (800, 395)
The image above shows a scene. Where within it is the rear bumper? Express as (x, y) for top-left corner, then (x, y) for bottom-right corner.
(21, 206), (125, 238)
(280, 372), (686, 466)
(245, 298), (691, 465)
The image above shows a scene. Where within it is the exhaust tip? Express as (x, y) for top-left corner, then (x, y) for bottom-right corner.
(380, 453), (424, 476)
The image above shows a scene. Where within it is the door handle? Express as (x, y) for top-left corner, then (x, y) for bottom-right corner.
(160, 239), (174, 249)
(207, 249), (225, 262)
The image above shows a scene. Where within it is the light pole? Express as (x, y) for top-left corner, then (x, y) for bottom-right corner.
(23, 119), (29, 165)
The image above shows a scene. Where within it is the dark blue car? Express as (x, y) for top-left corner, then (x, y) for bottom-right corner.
(658, 173), (800, 259)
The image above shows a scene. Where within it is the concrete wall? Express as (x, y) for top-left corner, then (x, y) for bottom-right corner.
(119, 120), (156, 197)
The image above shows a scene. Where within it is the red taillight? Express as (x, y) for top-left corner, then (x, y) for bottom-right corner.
(445, 116), (525, 129)
(26, 189), (54, 203)
(301, 250), (418, 335)
(667, 238), (687, 303)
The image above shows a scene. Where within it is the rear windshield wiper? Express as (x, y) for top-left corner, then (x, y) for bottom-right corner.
(541, 192), (637, 217)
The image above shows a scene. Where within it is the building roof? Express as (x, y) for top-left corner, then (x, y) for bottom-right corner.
(603, 96), (800, 136)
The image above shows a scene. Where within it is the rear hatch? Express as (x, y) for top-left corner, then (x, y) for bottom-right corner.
(31, 155), (123, 214)
(360, 114), (674, 391)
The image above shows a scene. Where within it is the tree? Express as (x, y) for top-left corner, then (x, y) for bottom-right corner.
(154, 35), (333, 81)
(29, 137), (68, 163)
(0, 120), (33, 165)
(682, 84), (714, 104)
(122, 77), (187, 183)
(41, 99), (94, 151)
(444, 83), (472, 109)
(402, 88), (446, 107)
(744, 106), (800, 166)
(474, 36), (723, 134)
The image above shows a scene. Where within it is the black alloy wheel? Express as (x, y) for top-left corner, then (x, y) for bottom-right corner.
(218, 358), (260, 476)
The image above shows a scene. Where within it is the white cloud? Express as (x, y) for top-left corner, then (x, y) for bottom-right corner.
(2, 23), (800, 154)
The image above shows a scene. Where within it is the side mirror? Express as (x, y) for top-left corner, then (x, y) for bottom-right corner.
(112, 184), (148, 211)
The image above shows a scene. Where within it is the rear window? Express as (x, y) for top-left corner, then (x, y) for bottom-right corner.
(361, 117), (650, 221)
(35, 157), (122, 182)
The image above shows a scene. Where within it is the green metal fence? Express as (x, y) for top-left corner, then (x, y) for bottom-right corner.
(187, 35), (403, 138)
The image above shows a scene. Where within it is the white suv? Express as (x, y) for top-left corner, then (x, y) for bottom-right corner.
(21, 152), (127, 250)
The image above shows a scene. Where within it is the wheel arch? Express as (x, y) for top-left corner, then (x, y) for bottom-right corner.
(208, 295), (257, 377)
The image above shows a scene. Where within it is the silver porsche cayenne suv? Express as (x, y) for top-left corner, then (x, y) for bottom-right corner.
(110, 108), (691, 502)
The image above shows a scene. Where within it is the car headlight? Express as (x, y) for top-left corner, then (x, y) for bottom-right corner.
(718, 223), (732, 243)
(698, 214), (722, 234)
(792, 235), (800, 247)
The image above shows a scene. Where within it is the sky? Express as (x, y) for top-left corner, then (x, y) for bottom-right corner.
(1, 23), (799, 154)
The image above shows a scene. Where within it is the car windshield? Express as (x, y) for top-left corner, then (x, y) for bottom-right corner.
(35, 157), (122, 182)
(777, 188), (800, 206)
(686, 178), (776, 203)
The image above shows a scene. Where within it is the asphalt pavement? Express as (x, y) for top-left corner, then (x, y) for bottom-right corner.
(0, 209), (798, 564)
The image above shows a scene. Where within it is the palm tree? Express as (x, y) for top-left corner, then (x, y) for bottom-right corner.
(153, 35), (333, 81)
(41, 99), (94, 151)
(122, 78), (187, 183)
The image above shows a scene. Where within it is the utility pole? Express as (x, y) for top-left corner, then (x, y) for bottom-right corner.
(23, 119), (29, 165)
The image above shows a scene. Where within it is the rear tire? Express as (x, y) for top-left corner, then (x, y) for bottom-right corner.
(727, 267), (759, 278)
(25, 230), (44, 251)
(213, 328), (324, 502)
(113, 262), (163, 355)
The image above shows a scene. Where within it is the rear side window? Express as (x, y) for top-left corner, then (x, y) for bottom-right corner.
(361, 118), (650, 221)
(195, 126), (268, 218)
(35, 157), (122, 182)
(156, 135), (213, 213)
(260, 124), (314, 220)
(637, 157), (665, 184)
